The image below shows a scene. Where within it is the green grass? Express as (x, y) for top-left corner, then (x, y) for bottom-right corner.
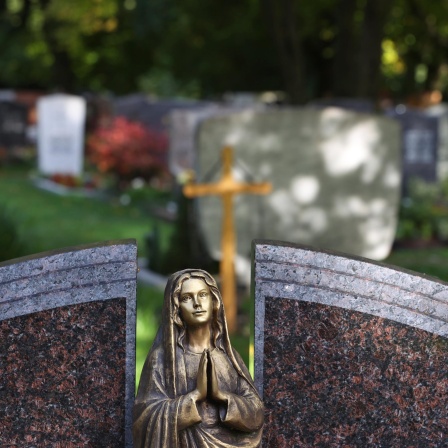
(386, 246), (448, 283)
(136, 284), (164, 387)
(0, 168), (172, 257)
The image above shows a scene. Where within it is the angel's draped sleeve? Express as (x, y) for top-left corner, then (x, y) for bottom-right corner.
(133, 345), (264, 448)
(216, 349), (264, 433)
(133, 346), (201, 448)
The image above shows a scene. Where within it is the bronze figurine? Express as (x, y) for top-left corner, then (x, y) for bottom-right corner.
(133, 269), (264, 447)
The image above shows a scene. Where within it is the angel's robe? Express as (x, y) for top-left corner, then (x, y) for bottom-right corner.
(133, 345), (264, 448)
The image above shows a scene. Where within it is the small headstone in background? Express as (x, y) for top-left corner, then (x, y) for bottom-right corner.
(113, 94), (212, 134)
(169, 105), (265, 176)
(0, 101), (28, 150)
(168, 106), (219, 176)
(37, 94), (86, 176)
(0, 89), (16, 101)
(253, 240), (447, 447)
(0, 240), (137, 447)
(386, 106), (438, 195)
(425, 103), (448, 181)
(85, 94), (114, 132)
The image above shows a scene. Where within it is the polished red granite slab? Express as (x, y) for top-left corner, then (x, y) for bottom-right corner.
(263, 298), (447, 447)
(0, 298), (126, 446)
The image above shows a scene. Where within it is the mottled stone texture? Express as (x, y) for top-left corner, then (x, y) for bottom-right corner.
(253, 240), (448, 447)
(264, 299), (447, 447)
(0, 240), (137, 447)
(197, 108), (401, 262)
(1, 299), (126, 446)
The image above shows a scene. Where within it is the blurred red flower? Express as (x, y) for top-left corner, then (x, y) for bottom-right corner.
(87, 117), (168, 181)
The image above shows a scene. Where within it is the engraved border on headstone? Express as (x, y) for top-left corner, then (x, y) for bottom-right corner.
(252, 239), (448, 395)
(0, 239), (137, 446)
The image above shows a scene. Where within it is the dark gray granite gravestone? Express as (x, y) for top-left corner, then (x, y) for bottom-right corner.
(0, 101), (27, 149)
(113, 94), (212, 133)
(0, 240), (137, 447)
(386, 107), (439, 196)
(253, 240), (447, 447)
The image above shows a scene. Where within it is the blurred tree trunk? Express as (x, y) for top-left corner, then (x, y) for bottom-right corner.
(263, 0), (393, 103)
(36, 0), (75, 91)
(42, 22), (76, 92)
(332, 0), (357, 97)
(356, 0), (392, 98)
(333, 0), (392, 99)
(262, 0), (306, 104)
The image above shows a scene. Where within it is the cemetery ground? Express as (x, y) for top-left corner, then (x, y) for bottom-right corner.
(1, 165), (447, 387)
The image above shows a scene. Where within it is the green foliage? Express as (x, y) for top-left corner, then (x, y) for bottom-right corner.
(0, 205), (25, 262)
(382, 0), (448, 97)
(396, 178), (448, 244)
(386, 246), (448, 283)
(121, 182), (173, 209)
(0, 0), (149, 92)
(3, 0), (448, 100)
(136, 284), (164, 388)
(147, 191), (219, 275)
(138, 68), (201, 99)
(144, 0), (280, 97)
(132, 0), (448, 102)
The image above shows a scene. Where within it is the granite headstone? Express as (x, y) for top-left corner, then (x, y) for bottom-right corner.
(387, 107), (438, 195)
(425, 103), (448, 181)
(113, 94), (212, 134)
(253, 240), (447, 447)
(195, 107), (401, 277)
(0, 101), (28, 149)
(169, 105), (220, 176)
(0, 240), (137, 447)
(37, 94), (86, 176)
(169, 104), (264, 176)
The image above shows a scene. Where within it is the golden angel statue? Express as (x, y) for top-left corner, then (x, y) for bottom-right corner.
(133, 269), (264, 447)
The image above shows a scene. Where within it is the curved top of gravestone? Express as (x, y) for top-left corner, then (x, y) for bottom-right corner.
(0, 239), (138, 447)
(253, 239), (448, 338)
(0, 239), (138, 321)
(253, 239), (447, 446)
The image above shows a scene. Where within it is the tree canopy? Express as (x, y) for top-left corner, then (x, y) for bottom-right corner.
(2, 0), (448, 104)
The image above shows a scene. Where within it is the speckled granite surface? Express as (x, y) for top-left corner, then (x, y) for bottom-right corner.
(0, 240), (137, 447)
(253, 240), (448, 447)
(1, 299), (126, 446)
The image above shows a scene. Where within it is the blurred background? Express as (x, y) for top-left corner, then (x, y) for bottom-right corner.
(2, 0), (448, 383)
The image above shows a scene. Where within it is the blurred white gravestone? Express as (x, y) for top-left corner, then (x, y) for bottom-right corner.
(169, 106), (219, 176)
(169, 105), (265, 176)
(194, 107), (401, 280)
(37, 94), (86, 176)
